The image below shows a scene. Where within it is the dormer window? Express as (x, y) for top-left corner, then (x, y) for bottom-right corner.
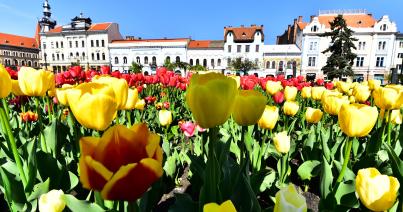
(311, 26), (318, 32)
(257, 32), (260, 36)
(242, 32), (246, 37)
(21, 42), (24, 45)
(381, 24), (387, 31)
(5, 40), (9, 43)
(228, 33), (232, 37)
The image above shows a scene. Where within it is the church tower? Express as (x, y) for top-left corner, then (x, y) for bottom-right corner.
(38, 0), (56, 32)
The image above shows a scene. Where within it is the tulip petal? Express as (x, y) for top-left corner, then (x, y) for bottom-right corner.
(80, 156), (113, 190)
(101, 158), (163, 201)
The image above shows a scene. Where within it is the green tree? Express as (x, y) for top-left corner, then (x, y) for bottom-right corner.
(163, 59), (176, 71)
(229, 57), (257, 75)
(320, 15), (358, 79)
(190, 65), (207, 72)
(129, 62), (143, 73)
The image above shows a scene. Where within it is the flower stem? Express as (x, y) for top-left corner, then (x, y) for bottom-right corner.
(336, 137), (353, 183)
(387, 110), (393, 145)
(35, 97), (48, 153)
(0, 106), (27, 187)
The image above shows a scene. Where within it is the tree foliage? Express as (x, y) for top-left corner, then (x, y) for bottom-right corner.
(229, 57), (257, 75)
(130, 62), (143, 74)
(320, 15), (358, 79)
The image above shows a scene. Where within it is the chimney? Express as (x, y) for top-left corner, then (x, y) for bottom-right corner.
(298, 16), (303, 22)
(240, 25), (244, 27)
(310, 15), (315, 22)
(251, 24), (256, 27)
(293, 18), (297, 25)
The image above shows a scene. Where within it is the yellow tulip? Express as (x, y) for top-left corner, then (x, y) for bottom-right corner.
(349, 96), (355, 104)
(273, 131), (290, 154)
(92, 76), (129, 110)
(322, 95), (349, 116)
(258, 106), (279, 130)
(159, 110), (172, 126)
(284, 86), (298, 101)
(203, 200), (237, 212)
(283, 101), (299, 116)
(135, 99), (146, 110)
(11, 80), (23, 96)
(301, 87), (311, 99)
(352, 84), (370, 103)
(55, 84), (73, 106)
(228, 75), (241, 88)
(311, 86), (326, 100)
(0, 65), (12, 98)
(274, 184), (307, 212)
(338, 104), (378, 137)
(373, 86), (403, 110)
(368, 79), (381, 90)
(18, 67), (53, 96)
(380, 109), (402, 125)
(67, 82), (117, 131)
(305, 107), (323, 124)
(232, 90), (267, 126)
(266, 81), (283, 95)
(123, 88), (139, 110)
(186, 73), (238, 128)
(336, 81), (352, 94)
(39, 190), (66, 212)
(356, 168), (399, 211)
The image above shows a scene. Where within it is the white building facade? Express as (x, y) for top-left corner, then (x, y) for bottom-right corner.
(187, 40), (225, 71)
(392, 33), (403, 77)
(298, 10), (397, 82)
(261, 44), (301, 78)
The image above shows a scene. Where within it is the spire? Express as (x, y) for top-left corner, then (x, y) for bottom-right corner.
(39, 0), (56, 33)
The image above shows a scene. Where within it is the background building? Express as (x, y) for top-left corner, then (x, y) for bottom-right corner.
(187, 40), (225, 71)
(392, 33), (403, 79)
(0, 32), (40, 68)
(262, 44), (301, 78)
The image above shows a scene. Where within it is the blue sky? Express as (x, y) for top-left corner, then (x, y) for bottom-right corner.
(0, 0), (402, 44)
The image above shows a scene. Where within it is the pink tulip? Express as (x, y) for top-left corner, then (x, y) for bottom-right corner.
(180, 121), (196, 137)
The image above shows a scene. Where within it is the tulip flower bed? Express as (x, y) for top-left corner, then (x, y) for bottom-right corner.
(0, 64), (402, 212)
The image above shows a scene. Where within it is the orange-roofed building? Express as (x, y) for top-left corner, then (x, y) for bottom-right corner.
(0, 32), (40, 68)
(224, 25), (264, 70)
(187, 40), (225, 70)
(278, 9), (398, 82)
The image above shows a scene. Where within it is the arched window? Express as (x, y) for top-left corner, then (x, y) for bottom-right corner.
(166, 56), (170, 63)
(203, 59), (207, 67)
(271, 61), (276, 69)
(14, 59), (18, 66)
(96, 40), (99, 47)
(381, 24), (387, 31)
(279, 61), (284, 71)
(136, 56), (140, 64)
(70, 52), (73, 58)
(102, 53), (105, 61)
(28, 61), (32, 67)
(101, 40), (105, 47)
(152, 56), (156, 65)
(52, 54), (55, 61)
(34, 62), (37, 67)
(190, 59), (193, 66)
(196, 59), (200, 66)
(91, 40), (94, 47)
(76, 52), (79, 57)
(75, 41), (78, 48)
(382, 41), (386, 50)
(82, 52), (85, 58)
(60, 41), (63, 48)
(21, 61), (25, 66)
(211, 59), (215, 67)
(91, 53), (95, 60)
(125, 57), (129, 64)
(62, 54), (64, 60)
(266, 61), (270, 69)
(176, 56), (180, 63)
(287, 61), (292, 69)
(82, 41), (85, 47)
(218, 59), (221, 67)
(56, 54), (60, 60)
(144, 56), (148, 64)
(311, 25), (318, 32)
(56, 42), (59, 48)
(114, 57), (119, 64)
(96, 53), (100, 61)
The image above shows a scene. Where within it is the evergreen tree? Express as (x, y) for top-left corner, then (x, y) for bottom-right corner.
(320, 15), (358, 79)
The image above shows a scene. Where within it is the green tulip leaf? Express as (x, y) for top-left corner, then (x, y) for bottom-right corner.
(63, 194), (105, 212)
(164, 155), (177, 178)
(334, 181), (359, 208)
(168, 193), (198, 212)
(320, 156), (333, 199)
(27, 178), (50, 202)
(297, 160), (321, 181)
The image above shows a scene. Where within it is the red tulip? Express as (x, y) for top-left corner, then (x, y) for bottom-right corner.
(325, 82), (334, 90)
(273, 91), (285, 104)
(101, 66), (111, 75)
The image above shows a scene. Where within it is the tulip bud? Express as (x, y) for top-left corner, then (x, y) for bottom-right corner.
(258, 106), (279, 130)
(159, 110), (173, 126)
(39, 190), (66, 212)
(353, 84), (371, 103)
(18, 67), (54, 96)
(0, 65), (12, 98)
(356, 168), (399, 211)
(301, 87), (311, 99)
(273, 91), (285, 104)
(283, 101), (299, 116)
(135, 99), (146, 110)
(305, 107), (323, 124)
(322, 95), (349, 116)
(203, 200), (237, 212)
(336, 81), (352, 94)
(123, 88), (139, 110)
(380, 109), (402, 125)
(274, 184), (307, 212)
(311, 87), (326, 100)
(368, 79), (381, 90)
(338, 104), (378, 137)
(232, 90), (266, 126)
(284, 86), (298, 101)
(266, 81), (283, 95)
(273, 131), (290, 154)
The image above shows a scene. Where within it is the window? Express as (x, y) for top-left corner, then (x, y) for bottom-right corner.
(75, 41), (78, 48)
(271, 61), (276, 69)
(378, 41), (387, 50)
(279, 61), (284, 71)
(237, 45), (241, 53)
(61, 54), (64, 60)
(61, 42), (63, 48)
(245, 45), (250, 53)
(309, 42), (318, 51)
(96, 53), (100, 60)
(189, 59), (193, 66)
(203, 59), (207, 67)
(152, 56), (156, 65)
(227, 58), (231, 65)
(196, 59), (200, 66)
(82, 41), (85, 48)
(52, 54), (55, 61)
(56, 42), (59, 48)
(136, 56), (140, 64)
(217, 59), (221, 66)
(144, 56), (148, 64)
(70, 52), (73, 58)
(358, 41), (366, 50)
(311, 26), (318, 32)
(308, 57), (316, 67)
(176, 56), (180, 63)
(287, 61), (292, 69)
(82, 52), (85, 58)
(123, 57), (128, 64)
(400, 41), (403, 48)
(115, 57), (119, 64)
(228, 45), (232, 53)
(382, 41), (386, 50)
(56, 54), (59, 60)
(266, 61), (270, 69)
(381, 24), (387, 31)
(166, 56), (170, 63)
(102, 53), (105, 61)
(96, 40), (99, 47)
(91, 53), (94, 60)
(398, 53), (403, 58)
(76, 52), (79, 57)
(256, 45), (260, 52)
(376, 57), (385, 67)
(69, 41), (72, 48)
(101, 40), (105, 47)
(211, 59), (215, 67)
(356, 57), (364, 67)
(91, 40), (94, 47)
(43, 43), (46, 49)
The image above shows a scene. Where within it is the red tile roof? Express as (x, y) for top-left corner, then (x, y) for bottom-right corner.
(297, 22), (308, 30)
(224, 25), (264, 42)
(0, 32), (38, 49)
(188, 40), (211, 48)
(111, 38), (189, 44)
(89, 23), (112, 31)
(48, 26), (62, 33)
(318, 14), (376, 28)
